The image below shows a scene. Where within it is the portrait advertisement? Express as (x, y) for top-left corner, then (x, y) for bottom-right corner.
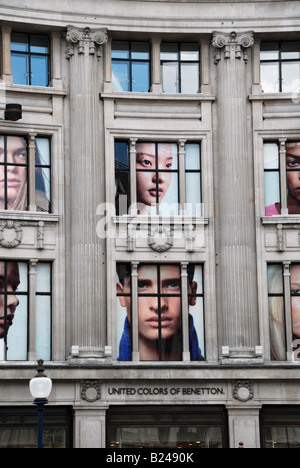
(0, 135), (50, 212)
(268, 264), (300, 361)
(116, 263), (205, 362)
(264, 141), (300, 216)
(0, 261), (51, 361)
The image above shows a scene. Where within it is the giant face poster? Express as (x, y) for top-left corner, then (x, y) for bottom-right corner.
(116, 263), (205, 361)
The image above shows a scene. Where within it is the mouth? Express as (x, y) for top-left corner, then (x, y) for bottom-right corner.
(148, 188), (164, 198)
(146, 316), (173, 328)
(7, 180), (20, 188)
(0, 314), (14, 327)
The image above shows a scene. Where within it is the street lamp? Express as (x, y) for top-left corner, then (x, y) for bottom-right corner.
(29, 359), (52, 449)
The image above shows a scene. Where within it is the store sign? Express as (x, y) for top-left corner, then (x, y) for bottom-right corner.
(107, 385), (226, 398)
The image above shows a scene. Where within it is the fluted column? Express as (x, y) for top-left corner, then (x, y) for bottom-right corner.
(65, 26), (108, 359)
(212, 32), (260, 358)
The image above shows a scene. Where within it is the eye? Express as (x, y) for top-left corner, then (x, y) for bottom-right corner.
(291, 289), (300, 295)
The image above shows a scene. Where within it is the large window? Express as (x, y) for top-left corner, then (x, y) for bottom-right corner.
(161, 43), (200, 94)
(260, 41), (300, 94)
(107, 406), (228, 449)
(268, 263), (300, 361)
(112, 41), (151, 92)
(261, 406), (300, 449)
(116, 263), (205, 362)
(0, 135), (51, 212)
(11, 33), (50, 87)
(264, 140), (300, 216)
(115, 140), (202, 216)
(0, 261), (52, 361)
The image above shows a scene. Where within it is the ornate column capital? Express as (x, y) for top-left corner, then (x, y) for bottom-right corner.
(64, 26), (108, 59)
(212, 31), (254, 64)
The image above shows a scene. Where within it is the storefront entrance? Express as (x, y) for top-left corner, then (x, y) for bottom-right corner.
(107, 405), (229, 449)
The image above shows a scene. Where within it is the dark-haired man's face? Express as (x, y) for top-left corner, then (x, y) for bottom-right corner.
(0, 262), (20, 339)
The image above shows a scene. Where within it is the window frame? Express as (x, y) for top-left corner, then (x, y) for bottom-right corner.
(0, 260), (52, 362)
(160, 42), (201, 94)
(11, 32), (51, 87)
(111, 40), (151, 93)
(260, 41), (300, 93)
(116, 262), (205, 363)
(114, 139), (202, 217)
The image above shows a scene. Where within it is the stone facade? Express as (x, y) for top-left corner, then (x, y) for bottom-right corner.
(0, 0), (300, 449)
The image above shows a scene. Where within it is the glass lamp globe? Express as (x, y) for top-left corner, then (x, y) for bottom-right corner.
(30, 376), (52, 399)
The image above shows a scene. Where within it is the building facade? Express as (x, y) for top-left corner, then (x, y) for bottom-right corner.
(0, 0), (300, 449)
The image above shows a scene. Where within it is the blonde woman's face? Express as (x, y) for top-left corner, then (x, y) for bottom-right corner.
(291, 265), (300, 338)
(0, 136), (27, 208)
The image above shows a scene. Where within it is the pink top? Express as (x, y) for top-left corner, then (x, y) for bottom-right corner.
(265, 203), (280, 216)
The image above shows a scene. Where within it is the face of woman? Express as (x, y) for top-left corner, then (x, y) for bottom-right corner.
(0, 136), (27, 209)
(136, 143), (173, 207)
(290, 265), (300, 338)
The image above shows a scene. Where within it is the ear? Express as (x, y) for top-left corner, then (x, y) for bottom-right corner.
(117, 282), (126, 307)
(188, 281), (198, 306)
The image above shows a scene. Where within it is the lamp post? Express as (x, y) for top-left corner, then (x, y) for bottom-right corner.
(29, 360), (52, 449)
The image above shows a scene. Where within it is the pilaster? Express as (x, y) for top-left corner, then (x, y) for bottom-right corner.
(212, 32), (260, 362)
(65, 26), (108, 361)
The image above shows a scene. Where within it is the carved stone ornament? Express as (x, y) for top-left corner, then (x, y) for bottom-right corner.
(0, 221), (22, 248)
(233, 380), (254, 402)
(81, 380), (102, 403)
(65, 26), (108, 59)
(148, 225), (173, 252)
(212, 31), (254, 64)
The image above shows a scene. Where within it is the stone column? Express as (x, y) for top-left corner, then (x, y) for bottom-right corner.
(212, 32), (260, 360)
(65, 26), (108, 360)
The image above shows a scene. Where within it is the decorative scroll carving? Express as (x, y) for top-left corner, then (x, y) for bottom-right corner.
(81, 380), (102, 403)
(212, 31), (254, 64)
(148, 225), (173, 252)
(0, 221), (22, 248)
(65, 26), (108, 59)
(233, 380), (254, 402)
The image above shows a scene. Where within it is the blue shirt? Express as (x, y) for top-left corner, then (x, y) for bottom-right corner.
(118, 314), (204, 361)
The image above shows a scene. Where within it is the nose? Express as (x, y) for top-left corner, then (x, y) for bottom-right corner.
(149, 296), (159, 313)
(7, 293), (19, 311)
(152, 171), (165, 184)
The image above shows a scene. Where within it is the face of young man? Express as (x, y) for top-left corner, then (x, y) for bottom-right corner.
(0, 136), (27, 209)
(286, 143), (300, 213)
(117, 265), (198, 346)
(291, 265), (300, 339)
(0, 262), (20, 339)
(136, 143), (173, 208)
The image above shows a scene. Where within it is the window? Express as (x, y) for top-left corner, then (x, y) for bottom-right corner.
(0, 135), (51, 212)
(115, 140), (202, 216)
(116, 263), (205, 362)
(0, 261), (52, 361)
(112, 41), (151, 92)
(161, 43), (200, 94)
(260, 41), (300, 93)
(264, 140), (300, 216)
(0, 406), (73, 448)
(107, 406), (228, 449)
(268, 263), (300, 361)
(261, 406), (300, 449)
(11, 33), (50, 87)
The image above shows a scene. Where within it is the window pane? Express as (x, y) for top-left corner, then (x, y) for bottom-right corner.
(115, 142), (130, 215)
(188, 265), (205, 360)
(131, 42), (150, 60)
(186, 173), (201, 215)
(264, 143), (279, 170)
(11, 53), (29, 85)
(111, 41), (130, 59)
(36, 263), (51, 293)
(290, 264), (300, 342)
(281, 41), (300, 60)
(161, 43), (179, 61)
(112, 61), (130, 91)
(36, 139), (51, 212)
(261, 63), (280, 93)
(185, 144), (201, 170)
(30, 35), (49, 54)
(162, 62), (179, 93)
(35, 295), (51, 361)
(260, 42), (279, 61)
(264, 173), (280, 215)
(269, 296), (286, 361)
(116, 263), (131, 361)
(132, 62), (150, 92)
(31, 55), (49, 86)
(36, 138), (50, 166)
(282, 62), (300, 93)
(180, 44), (199, 61)
(268, 265), (283, 294)
(181, 63), (199, 93)
(11, 33), (29, 53)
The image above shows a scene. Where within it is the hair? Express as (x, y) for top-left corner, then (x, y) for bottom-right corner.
(117, 263), (195, 285)
(268, 266), (286, 361)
